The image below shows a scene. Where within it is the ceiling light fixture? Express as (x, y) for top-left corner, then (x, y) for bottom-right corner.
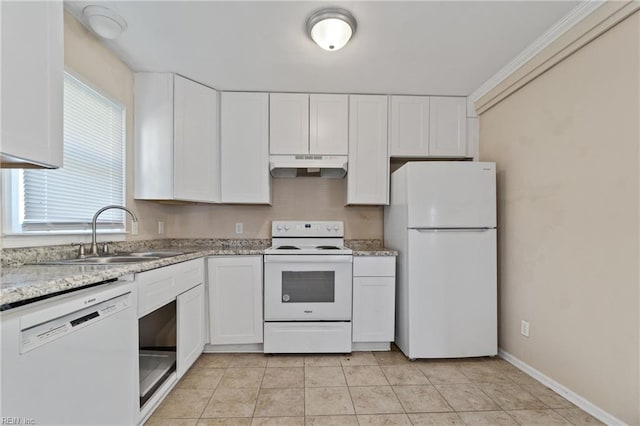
(83, 5), (128, 40)
(306, 8), (357, 51)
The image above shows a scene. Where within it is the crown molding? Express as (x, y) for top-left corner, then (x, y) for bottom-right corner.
(468, 0), (607, 112)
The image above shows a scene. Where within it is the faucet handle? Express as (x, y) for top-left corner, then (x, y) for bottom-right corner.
(76, 243), (86, 259)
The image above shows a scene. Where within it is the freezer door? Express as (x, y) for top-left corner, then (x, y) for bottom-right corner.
(405, 162), (496, 228)
(407, 228), (497, 358)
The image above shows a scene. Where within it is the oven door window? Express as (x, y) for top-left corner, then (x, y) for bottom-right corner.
(281, 271), (335, 303)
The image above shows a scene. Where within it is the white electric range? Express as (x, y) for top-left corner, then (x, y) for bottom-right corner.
(263, 221), (353, 353)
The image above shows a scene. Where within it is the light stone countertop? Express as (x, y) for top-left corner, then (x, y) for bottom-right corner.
(1, 239), (397, 311)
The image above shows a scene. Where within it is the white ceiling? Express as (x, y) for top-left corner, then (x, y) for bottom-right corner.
(65, 1), (579, 96)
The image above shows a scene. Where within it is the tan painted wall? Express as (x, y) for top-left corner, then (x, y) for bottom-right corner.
(166, 177), (382, 239)
(480, 12), (639, 425)
(64, 11), (169, 241)
(64, 12), (382, 242)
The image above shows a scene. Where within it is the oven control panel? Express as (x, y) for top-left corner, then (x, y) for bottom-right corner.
(272, 221), (344, 237)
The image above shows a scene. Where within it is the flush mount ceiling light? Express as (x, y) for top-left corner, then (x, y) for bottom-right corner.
(306, 8), (357, 51)
(83, 5), (128, 40)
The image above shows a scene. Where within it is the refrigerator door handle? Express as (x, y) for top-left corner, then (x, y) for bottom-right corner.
(411, 228), (493, 232)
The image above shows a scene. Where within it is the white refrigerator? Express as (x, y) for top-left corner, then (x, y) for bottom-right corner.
(384, 161), (497, 359)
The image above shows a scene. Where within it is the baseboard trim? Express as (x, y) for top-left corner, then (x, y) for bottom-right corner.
(352, 342), (391, 351)
(204, 343), (264, 353)
(498, 349), (626, 425)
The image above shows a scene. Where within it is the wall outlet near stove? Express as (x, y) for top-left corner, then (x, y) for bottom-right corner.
(235, 223), (243, 234)
(131, 221), (139, 235)
(158, 221), (165, 235)
(521, 320), (530, 337)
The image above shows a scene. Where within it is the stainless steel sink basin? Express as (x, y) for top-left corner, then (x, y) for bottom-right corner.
(30, 250), (191, 266)
(120, 251), (187, 258)
(35, 255), (161, 265)
(69, 256), (162, 264)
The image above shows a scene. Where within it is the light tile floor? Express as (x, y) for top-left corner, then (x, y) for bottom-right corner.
(145, 348), (603, 426)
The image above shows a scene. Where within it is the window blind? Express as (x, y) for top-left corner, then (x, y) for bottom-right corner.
(22, 73), (125, 231)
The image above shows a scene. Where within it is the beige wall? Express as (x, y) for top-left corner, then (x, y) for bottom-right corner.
(166, 177), (382, 239)
(64, 12), (382, 242)
(480, 12), (639, 425)
(64, 11), (169, 241)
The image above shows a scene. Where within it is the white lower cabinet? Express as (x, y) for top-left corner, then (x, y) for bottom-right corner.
(207, 256), (263, 345)
(136, 258), (205, 422)
(352, 256), (396, 343)
(177, 283), (206, 377)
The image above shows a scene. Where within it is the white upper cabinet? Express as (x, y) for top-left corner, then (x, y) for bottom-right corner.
(389, 96), (430, 157)
(347, 95), (389, 205)
(135, 73), (219, 203)
(174, 76), (220, 202)
(390, 95), (468, 158)
(309, 94), (349, 155)
(270, 93), (309, 155)
(270, 93), (348, 156)
(429, 96), (467, 157)
(220, 92), (271, 204)
(1, 0), (63, 168)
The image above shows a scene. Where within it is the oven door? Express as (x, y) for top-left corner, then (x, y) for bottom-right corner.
(264, 255), (353, 321)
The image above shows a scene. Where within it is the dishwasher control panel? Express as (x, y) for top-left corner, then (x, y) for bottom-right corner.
(20, 293), (131, 354)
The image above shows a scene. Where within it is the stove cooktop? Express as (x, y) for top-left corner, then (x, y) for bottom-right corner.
(266, 221), (352, 255)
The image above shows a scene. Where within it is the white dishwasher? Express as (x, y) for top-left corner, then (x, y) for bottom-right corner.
(1, 281), (138, 425)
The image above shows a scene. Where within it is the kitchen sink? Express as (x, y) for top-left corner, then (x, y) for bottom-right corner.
(36, 256), (161, 265)
(119, 251), (188, 258)
(31, 250), (192, 266)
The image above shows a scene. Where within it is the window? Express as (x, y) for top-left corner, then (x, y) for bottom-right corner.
(4, 73), (126, 233)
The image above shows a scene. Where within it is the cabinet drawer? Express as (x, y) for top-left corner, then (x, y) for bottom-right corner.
(138, 266), (176, 317)
(353, 256), (395, 277)
(138, 259), (204, 317)
(175, 259), (205, 295)
(264, 322), (351, 353)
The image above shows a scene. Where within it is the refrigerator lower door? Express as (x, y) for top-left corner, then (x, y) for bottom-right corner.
(406, 228), (497, 358)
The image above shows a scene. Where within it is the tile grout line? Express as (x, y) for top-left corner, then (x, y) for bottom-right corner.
(194, 355), (229, 421)
(342, 362), (361, 425)
(249, 360), (267, 421)
(381, 363), (412, 419)
(413, 362), (460, 418)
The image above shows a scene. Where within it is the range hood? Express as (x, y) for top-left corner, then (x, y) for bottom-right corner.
(269, 155), (348, 178)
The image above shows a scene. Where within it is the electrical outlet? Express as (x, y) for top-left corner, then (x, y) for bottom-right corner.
(131, 221), (139, 235)
(158, 221), (165, 235)
(521, 320), (530, 337)
(235, 223), (243, 234)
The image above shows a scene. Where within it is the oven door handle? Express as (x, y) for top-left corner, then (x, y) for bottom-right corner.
(264, 255), (353, 263)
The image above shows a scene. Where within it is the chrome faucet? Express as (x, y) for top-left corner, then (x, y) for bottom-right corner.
(90, 205), (138, 256)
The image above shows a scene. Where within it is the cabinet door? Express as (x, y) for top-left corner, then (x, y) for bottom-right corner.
(1, 0), (63, 168)
(134, 73), (174, 200)
(389, 96), (429, 157)
(208, 256), (263, 345)
(429, 97), (467, 157)
(352, 277), (395, 342)
(347, 95), (389, 205)
(309, 94), (348, 155)
(177, 284), (206, 378)
(270, 93), (309, 155)
(174, 76), (220, 203)
(220, 92), (271, 204)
